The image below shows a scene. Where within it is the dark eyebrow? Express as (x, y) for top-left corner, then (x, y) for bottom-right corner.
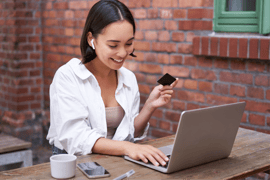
(107, 37), (134, 43)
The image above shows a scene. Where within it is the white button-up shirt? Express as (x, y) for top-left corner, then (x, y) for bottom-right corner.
(46, 58), (149, 155)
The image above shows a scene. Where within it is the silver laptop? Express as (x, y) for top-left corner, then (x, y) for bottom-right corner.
(124, 102), (246, 173)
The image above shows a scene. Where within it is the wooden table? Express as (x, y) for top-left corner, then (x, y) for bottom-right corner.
(0, 128), (270, 179)
(0, 134), (32, 168)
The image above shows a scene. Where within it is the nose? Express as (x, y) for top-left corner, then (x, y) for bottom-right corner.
(117, 46), (128, 59)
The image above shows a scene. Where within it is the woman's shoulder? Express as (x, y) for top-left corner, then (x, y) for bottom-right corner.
(52, 58), (83, 83)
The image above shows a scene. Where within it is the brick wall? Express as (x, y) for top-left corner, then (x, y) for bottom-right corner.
(0, 0), (46, 147)
(1, 0), (269, 149)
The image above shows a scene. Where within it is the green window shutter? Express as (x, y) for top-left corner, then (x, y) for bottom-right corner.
(259, 0), (270, 34)
(214, 0), (261, 33)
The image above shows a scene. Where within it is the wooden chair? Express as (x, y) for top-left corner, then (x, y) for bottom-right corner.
(0, 133), (32, 169)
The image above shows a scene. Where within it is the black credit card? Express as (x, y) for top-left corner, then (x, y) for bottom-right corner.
(157, 73), (176, 86)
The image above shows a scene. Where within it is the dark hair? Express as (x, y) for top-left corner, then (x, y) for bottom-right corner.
(80, 0), (136, 64)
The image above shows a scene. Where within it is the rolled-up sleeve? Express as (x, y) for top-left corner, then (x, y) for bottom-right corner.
(50, 70), (104, 155)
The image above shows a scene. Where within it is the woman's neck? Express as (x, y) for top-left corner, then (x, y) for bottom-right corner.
(85, 58), (115, 78)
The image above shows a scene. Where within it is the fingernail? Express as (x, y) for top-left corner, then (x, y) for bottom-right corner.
(155, 162), (159, 166)
(165, 157), (169, 161)
(162, 161), (166, 165)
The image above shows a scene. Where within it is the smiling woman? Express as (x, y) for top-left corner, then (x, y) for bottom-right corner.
(46, 0), (178, 167)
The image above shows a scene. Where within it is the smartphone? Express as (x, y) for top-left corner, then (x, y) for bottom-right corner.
(77, 162), (110, 179)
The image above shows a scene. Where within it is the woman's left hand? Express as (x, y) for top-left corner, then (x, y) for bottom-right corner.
(146, 78), (179, 109)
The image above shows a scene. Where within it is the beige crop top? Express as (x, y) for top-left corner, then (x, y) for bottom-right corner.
(105, 106), (125, 139)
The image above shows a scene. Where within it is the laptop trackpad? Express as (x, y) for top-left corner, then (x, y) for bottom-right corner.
(158, 144), (173, 155)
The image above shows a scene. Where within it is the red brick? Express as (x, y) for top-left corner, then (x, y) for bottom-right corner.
(134, 41), (151, 51)
(134, 73), (145, 83)
(165, 20), (178, 30)
(214, 83), (229, 95)
(173, 9), (187, 18)
(149, 118), (157, 127)
(206, 94), (237, 105)
(163, 66), (189, 77)
(249, 39), (259, 59)
(153, 0), (178, 7)
(147, 9), (159, 18)
(170, 55), (183, 64)
(231, 59), (245, 70)
(179, 0), (205, 7)
(158, 31), (170, 41)
(152, 42), (176, 53)
(157, 54), (170, 64)
(177, 90), (205, 103)
(249, 114), (265, 126)
(138, 84), (151, 94)
(210, 37), (218, 56)
(144, 53), (157, 62)
(191, 69), (216, 80)
(135, 31), (144, 40)
(145, 31), (157, 41)
(133, 9), (147, 19)
(220, 72), (253, 84)
(172, 32), (185, 42)
(129, 0), (151, 8)
(159, 121), (171, 131)
(145, 76), (157, 86)
(199, 81), (212, 92)
(229, 38), (238, 58)
(178, 43), (192, 54)
(165, 111), (181, 122)
(247, 61), (265, 72)
(245, 100), (270, 114)
(192, 37), (200, 55)
(230, 85), (246, 97)
(187, 32), (195, 42)
(267, 117), (270, 126)
(260, 39), (270, 60)
(153, 109), (163, 118)
(172, 100), (186, 111)
(201, 37), (209, 55)
(160, 9), (173, 18)
(139, 64), (162, 74)
(178, 20), (212, 30)
(241, 112), (247, 123)
(219, 38), (228, 57)
(188, 9), (213, 19)
(184, 79), (198, 90)
(247, 87), (264, 99)
(53, 2), (68, 9)
(183, 56), (197, 66)
(198, 57), (213, 68)
(239, 38), (248, 59)
(187, 103), (200, 110)
(68, 1), (87, 9)
(139, 20), (163, 30)
(255, 75), (269, 86)
(266, 90), (270, 101)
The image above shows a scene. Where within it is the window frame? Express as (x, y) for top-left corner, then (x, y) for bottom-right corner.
(213, 0), (270, 34)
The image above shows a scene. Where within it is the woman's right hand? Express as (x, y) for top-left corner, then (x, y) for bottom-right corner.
(123, 142), (169, 166)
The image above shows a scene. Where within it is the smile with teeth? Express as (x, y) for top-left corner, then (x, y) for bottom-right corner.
(111, 58), (123, 63)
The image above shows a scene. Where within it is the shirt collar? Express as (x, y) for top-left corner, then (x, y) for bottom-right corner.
(69, 58), (132, 88)
(69, 58), (93, 80)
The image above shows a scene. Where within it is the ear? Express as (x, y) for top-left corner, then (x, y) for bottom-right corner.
(87, 32), (94, 48)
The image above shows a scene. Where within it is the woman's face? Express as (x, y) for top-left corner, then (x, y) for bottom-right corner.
(91, 20), (134, 70)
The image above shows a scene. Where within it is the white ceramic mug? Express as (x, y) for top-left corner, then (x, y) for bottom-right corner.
(50, 154), (77, 179)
